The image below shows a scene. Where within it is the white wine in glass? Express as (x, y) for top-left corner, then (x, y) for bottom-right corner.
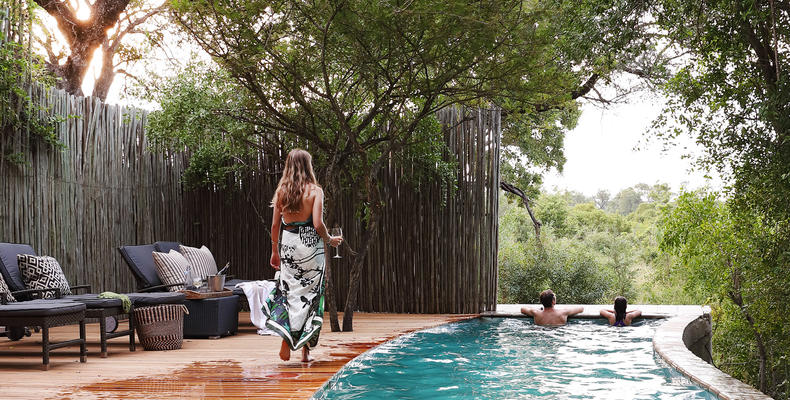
(330, 227), (343, 259)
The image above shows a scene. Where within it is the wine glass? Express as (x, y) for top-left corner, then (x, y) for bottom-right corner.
(330, 227), (343, 259)
(193, 277), (203, 292)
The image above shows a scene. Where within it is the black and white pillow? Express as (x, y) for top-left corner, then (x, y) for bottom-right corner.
(17, 254), (72, 298)
(152, 250), (190, 292)
(0, 273), (16, 302)
(179, 245), (218, 279)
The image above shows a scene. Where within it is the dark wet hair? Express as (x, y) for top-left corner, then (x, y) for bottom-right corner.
(614, 296), (627, 323)
(540, 290), (555, 308)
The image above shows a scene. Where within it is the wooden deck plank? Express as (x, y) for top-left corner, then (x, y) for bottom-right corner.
(0, 312), (473, 399)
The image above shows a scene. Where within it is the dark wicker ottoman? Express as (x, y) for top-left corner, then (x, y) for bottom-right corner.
(126, 292), (187, 351)
(133, 304), (188, 350)
(184, 295), (239, 339)
(0, 300), (87, 370)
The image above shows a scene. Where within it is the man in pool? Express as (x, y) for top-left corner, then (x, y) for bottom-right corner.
(520, 289), (584, 326)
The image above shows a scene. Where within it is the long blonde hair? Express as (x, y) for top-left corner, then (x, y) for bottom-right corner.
(272, 149), (318, 213)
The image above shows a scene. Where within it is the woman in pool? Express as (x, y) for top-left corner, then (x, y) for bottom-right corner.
(265, 149), (342, 362)
(600, 296), (642, 327)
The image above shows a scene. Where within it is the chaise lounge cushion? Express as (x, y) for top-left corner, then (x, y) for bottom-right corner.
(179, 245), (218, 279)
(152, 250), (190, 292)
(0, 242), (36, 292)
(0, 300), (85, 318)
(126, 292), (186, 307)
(62, 294), (123, 309)
(154, 241), (182, 254)
(17, 255), (72, 298)
(118, 244), (162, 289)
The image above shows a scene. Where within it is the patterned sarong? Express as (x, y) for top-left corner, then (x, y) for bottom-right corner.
(262, 219), (325, 350)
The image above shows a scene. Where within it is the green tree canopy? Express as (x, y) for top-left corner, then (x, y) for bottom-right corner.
(150, 0), (660, 330)
(647, 1), (790, 396)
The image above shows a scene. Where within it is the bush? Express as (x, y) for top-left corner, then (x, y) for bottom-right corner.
(498, 232), (613, 304)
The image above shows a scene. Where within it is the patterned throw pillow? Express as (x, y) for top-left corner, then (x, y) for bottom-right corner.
(179, 245), (218, 279)
(17, 254), (72, 298)
(152, 250), (191, 292)
(0, 273), (16, 302)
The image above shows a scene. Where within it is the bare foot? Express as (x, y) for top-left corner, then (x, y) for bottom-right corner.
(279, 340), (291, 361)
(301, 346), (314, 363)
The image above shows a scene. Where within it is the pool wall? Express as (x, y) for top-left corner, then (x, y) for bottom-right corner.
(681, 313), (713, 364)
(653, 313), (772, 400)
(491, 304), (773, 400)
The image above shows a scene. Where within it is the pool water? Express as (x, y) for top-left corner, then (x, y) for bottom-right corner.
(313, 318), (715, 399)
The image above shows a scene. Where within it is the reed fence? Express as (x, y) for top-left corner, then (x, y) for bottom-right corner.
(1, 82), (499, 313)
(1, 84), (185, 293)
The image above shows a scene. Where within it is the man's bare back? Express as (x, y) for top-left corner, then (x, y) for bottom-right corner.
(521, 289), (584, 326)
(520, 305), (584, 326)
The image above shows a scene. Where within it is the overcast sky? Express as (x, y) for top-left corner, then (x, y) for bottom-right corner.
(541, 97), (721, 197)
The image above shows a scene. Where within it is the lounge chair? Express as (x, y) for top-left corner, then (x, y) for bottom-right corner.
(0, 242), (135, 357)
(119, 244), (242, 338)
(118, 244), (185, 292)
(0, 298), (87, 370)
(120, 242), (248, 296)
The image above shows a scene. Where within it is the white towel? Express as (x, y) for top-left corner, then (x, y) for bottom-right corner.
(236, 279), (279, 336)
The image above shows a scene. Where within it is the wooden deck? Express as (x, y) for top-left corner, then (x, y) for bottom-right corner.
(0, 312), (473, 399)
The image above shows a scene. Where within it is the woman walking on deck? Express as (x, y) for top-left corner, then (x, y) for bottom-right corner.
(265, 149), (342, 362)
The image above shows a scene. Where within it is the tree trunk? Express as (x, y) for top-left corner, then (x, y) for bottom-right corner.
(322, 180), (341, 332)
(500, 181), (542, 241)
(323, 252), (341, 331)
(320, 168), (341, 332)
(341, 167), (383, 332)
(91, 40), (116, 101)
(341, 215), (379, 331)
(58, 45), (91, 97)
(728, 266), (768, 393)
(33, 0), (131, 97)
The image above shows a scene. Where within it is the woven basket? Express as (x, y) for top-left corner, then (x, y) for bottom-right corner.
(133, 304), (189, 351)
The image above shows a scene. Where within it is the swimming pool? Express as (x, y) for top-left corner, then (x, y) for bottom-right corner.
(313, 318), (715, 399)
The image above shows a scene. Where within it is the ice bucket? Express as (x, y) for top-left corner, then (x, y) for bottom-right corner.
(207, 274), (226, 292)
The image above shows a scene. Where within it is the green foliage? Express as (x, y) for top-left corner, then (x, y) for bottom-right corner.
(154, 0), (547, 201)
(659, 191), (790, 397)
(157, 0), (662, 203)
(646, 2), (790, 395)
(499, 182), (699, 306)
(566, 203), (632, 236)
(532, 192), (570, 235)
(146, 64), (257, 189)
(607, 187), (642, 215)
(1, 5), (61, 165)
(498, 192), (646, 305)
(498, 226), (612, 305)
(498, 0), (662, 196)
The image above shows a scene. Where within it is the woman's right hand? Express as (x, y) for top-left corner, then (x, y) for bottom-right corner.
(329, 236), (343, 247)
(270, 252), (281, 270)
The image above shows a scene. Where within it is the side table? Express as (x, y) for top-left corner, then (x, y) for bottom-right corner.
(183, 295), (239, 339)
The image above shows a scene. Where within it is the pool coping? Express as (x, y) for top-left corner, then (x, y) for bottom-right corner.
(486, 304), (772, 400)
(653, 313), (772, 400)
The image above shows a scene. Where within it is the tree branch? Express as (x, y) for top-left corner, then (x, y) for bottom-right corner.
(500, 181), (542, 241)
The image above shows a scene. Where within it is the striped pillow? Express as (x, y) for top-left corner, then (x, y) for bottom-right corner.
(152, 250), (190, 292)
(179, 245), (218, 279)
